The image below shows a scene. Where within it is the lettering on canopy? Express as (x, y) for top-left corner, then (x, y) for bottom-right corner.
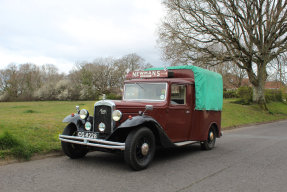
(126, 70), (168, 79)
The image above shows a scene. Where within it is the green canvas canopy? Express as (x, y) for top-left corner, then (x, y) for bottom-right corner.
(145, 66), (223, 111)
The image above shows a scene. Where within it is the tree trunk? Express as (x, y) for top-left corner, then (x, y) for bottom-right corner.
(252, 78), (268, 110)
(246, 65), (268, 110)
(252, 85), (264, 102)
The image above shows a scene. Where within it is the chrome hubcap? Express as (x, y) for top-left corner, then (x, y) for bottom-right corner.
(209, 132), (214, 141)
(141, 143), (149, 156)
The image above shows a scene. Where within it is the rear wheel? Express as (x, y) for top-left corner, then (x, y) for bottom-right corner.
(200, 126), (216, 150)
(124, 127), (155, 171)
(61, 124), (89, 159)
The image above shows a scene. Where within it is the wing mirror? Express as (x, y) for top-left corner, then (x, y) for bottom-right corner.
(145, 105), (153, 111)
(140, 105), (153, 116)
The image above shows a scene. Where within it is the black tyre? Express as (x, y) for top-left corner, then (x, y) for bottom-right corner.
(124, 127), (156, 171)
(61, 124), (89, 159)
(200, 126), (216, 150)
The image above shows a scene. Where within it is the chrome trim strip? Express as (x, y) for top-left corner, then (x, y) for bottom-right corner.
(94, 100), (116, 107)
(174, 141), (198, 147)
(59, 135), (125, 146)
(123, 99), (166, 102)
(59, 135), (125, 150)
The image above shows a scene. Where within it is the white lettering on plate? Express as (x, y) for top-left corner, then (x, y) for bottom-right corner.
(131, 70), (167, 78)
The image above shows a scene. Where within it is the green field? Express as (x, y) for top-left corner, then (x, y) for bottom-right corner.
(0, 101), (95, 160)
(0, 100), (287, 160)
(222, 99), (287, 128)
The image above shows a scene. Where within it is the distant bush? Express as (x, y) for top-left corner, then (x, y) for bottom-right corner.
(106, 93), (122, 100)
(265, 89), (283, 103)
(236, 86), (253, 105)
(284, 93), (287, 103)
(0, 92), (10, 102)
(223, 90), (238, 98)
(235, 87), (286, 104)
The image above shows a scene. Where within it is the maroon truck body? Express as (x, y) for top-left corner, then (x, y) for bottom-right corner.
(119, 69), (221, 142)
(59, 68), (222, 170)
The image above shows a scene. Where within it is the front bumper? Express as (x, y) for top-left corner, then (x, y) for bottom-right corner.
(59, 135), (125, 150)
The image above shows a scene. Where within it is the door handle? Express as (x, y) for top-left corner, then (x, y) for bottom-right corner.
(186, 110), (190, 114)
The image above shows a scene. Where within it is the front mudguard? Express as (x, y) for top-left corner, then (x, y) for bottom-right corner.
(63, 114), (84, 129)
(110, 115), (175, 148)
(117, 116), (153, 128)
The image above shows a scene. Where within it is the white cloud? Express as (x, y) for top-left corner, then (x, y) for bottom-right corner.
(0, 47), (74, 73)
(0, 0), (166, 72)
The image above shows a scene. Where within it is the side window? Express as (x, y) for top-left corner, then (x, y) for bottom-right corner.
(170, 84), (186, 105)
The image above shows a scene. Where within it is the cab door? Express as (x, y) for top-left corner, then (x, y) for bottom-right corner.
(165, 84), (191, 142)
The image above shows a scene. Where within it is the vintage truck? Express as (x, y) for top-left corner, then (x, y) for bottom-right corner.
(59, 66), (223, 170)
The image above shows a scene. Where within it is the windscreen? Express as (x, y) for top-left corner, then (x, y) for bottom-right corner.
(124, 83), (167, 101)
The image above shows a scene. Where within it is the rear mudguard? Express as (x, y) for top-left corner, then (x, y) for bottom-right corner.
(110, 115), (175, 148)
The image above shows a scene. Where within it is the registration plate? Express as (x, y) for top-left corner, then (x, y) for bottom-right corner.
(77, 131), (98, 139)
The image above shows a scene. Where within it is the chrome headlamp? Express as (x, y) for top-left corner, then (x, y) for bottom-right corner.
(112, 110), (122, 121)
(85, 122), (91, 131)
(98, 122), (106, 132)
(79, 109), (89, 120)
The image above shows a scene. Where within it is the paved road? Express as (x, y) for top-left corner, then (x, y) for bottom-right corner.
(1, 120), (287, 192)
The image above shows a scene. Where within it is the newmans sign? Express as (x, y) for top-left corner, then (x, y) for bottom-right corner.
(126, 70), (169, 79)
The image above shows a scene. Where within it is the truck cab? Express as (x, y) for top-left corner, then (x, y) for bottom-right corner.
(59, 66), (223, 170)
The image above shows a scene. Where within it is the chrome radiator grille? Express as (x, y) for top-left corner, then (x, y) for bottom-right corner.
(93, 100), (115, 137)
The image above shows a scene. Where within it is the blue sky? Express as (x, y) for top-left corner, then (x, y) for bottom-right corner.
(0, 0), (166, 73)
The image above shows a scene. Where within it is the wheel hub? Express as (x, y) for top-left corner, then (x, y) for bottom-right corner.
(209, 132), (214, 141)
(141, 143), (149, 156)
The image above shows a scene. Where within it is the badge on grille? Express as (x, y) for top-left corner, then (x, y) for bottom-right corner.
(99, 109), (107, 115)
(98, 122), (106, 132)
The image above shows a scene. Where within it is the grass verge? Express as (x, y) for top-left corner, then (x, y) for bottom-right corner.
(0, 132), (39, 160)
(222, 99), (287, 128)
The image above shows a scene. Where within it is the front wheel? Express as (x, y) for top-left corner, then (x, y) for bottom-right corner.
(200, 126), (216, 150)
(124, 127), (156, 171)
(61, 124), (89, 159)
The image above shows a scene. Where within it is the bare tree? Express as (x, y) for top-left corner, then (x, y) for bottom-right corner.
(17, 63), (42, 100)
(213, 62), (247, 89)
(113, 53), (153, 88)
(34, 64), (66, 100)
(269, 53), (287, 84)
(0, 70), (7, 95)
(0, 64), (19, 101)
(0, 53), (153, 101)
(72, 54), (153, 99)
(71, 58), (116, 99)
(159, 0), (287, 109)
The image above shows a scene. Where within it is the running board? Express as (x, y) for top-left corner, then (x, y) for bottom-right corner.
(174, 141), (198, 147)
